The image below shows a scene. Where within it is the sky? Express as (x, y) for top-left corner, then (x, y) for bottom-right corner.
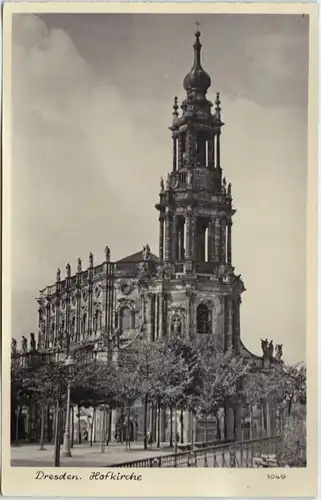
(11, 13), (308, 363)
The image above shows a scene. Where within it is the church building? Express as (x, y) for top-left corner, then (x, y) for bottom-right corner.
(16, 27), (281, 445)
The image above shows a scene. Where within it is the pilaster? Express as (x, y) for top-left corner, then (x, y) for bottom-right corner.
(227, 220), (232, 265)
(220, 217), (226, 264)
(214, 217), (221, 263)
(226, 296), (233, 349)
(159, 215), (164, 261)
(165, 209), (173, 262)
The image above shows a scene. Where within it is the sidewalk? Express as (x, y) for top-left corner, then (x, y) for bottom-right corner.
(11, 442), (172, 467)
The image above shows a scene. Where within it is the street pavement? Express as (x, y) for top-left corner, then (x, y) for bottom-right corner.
(11, 442), (171, 467)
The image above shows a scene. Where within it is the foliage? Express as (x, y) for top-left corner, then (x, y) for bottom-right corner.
(271, 363), (306, 416)
(277, 410), (306, 467)
(242, 370), (270, 407)
(164, 336), (202, 411)
(242, 362), (306, 418)
(197, 338), (249, 416)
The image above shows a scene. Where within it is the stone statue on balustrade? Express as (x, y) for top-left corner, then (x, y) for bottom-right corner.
(21, 336), (28, 353)
(142, 244), (151, 261)
(77, 257), (82, 273)
(261, 338), (274, 358)
(29, 333), (36, 352)
(267, 340), (274, 357)
(105, 246), (111, 262)
(160, 177), (164, 192)
(261, 338), (268, 356)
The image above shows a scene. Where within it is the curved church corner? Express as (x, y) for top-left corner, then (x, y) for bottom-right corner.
(12, 28), (283, 446)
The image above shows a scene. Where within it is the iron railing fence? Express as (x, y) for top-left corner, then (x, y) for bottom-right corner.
(109, 436), (282, 468)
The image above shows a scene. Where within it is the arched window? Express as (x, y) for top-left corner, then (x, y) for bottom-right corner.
(197, 304), (211, 334)
(120, 307), (131, 332)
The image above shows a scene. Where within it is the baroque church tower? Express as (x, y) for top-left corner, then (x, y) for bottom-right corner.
(153, 27), (245, 348)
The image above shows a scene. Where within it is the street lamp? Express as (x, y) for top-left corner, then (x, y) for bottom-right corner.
(62, 355), (74, 457)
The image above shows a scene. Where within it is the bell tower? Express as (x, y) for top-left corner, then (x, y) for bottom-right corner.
(155, 26), (245, 351)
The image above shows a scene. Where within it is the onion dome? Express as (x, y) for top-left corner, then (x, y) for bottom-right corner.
(183, 28), (211, 94)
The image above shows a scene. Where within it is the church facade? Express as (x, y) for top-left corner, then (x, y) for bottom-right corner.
(15, 28), (282, 445)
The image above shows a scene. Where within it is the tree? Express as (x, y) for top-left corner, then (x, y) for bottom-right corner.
(277, 410), (306, 467)
(197, 337), (249, 442)
(11, 359), (33, 444)
(271, 362), (306, 417)
(241, 369), (271, 438)
(154, 337), (200, 448)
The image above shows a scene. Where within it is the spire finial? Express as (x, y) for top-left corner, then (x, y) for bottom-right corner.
(193, 21), (202, 67)
(183, 23), (211, 94)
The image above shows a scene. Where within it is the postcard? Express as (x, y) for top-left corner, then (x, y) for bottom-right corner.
(2, 2), (318, 497)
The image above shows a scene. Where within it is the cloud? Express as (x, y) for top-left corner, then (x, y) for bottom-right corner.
(12, 14), (165, 333)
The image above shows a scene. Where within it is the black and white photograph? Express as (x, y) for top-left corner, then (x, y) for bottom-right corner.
(2, 2), (318, 497)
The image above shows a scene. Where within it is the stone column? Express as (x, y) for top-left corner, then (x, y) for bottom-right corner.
(147, 293), (153, 342)
(220, 218), (226, 264)
(207, 220), (213, 263)
(55, 279), (60, 345)
(172, 138), (177, 172)
(234, 299), (241, 354)
(216, 132), (221, 168)
(159, 216), (164, 261)
(172, 216), (178, 261)
(154, 294), (159, 340)
(88, 275), (93, 337)
(164, 209), (172, 262)
(214, 217), (221, 263)
(185, 208), (193, 261)
(158, 292), (164, 340)
(177, 135), (183, 170)
(227, 220), (232, 265)
(185, 290), (192, 340)
(76, 273), (81, 342)
(179, 222), (184, 260)
(226, 297), (233, 349)
(45, 302), (50, 348)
